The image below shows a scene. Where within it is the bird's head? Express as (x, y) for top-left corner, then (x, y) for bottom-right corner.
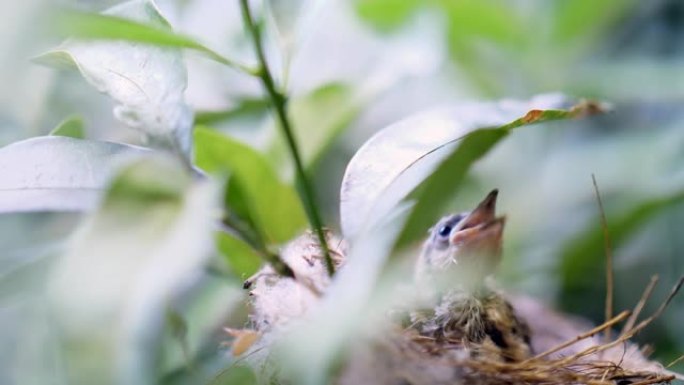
(420, 189), (505, 288)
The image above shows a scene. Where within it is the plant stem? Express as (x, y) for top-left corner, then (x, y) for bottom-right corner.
(238, 0), (335, 276)
(591, 174), (613, 341)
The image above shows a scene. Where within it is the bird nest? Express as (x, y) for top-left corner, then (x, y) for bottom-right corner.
(398, 278), (684, 385)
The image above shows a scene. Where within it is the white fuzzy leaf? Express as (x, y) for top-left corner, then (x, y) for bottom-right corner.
(340, 94), (571, 239)
(37, 0), (193, 156)
(0, 136), (148, 213)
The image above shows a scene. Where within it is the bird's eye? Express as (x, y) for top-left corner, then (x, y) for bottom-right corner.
(438, 225), (452, 237)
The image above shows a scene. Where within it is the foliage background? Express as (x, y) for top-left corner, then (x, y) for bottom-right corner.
(1, 0), (683, 383)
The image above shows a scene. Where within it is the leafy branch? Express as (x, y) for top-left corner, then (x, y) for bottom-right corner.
(238, 0), (335, 276)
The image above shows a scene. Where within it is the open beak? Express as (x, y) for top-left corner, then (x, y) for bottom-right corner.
(450, 189), (505, 256)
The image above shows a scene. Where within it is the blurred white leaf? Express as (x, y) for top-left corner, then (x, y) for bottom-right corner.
(36, 0), (193, 158)
(48, 157), (217, 385)
(340, 94), (570, 239)
(0, 136), (148, 213)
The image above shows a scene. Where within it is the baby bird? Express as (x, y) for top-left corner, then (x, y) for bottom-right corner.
(411, 189), (531, 362)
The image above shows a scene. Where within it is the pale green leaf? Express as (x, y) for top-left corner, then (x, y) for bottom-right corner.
(194, 126), (307, 244)
(50, 115), (86, 138)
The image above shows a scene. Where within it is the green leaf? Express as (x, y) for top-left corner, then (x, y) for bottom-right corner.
(551, 0), (638, 44)
(195, 99), (270, 126)
(52, 7), (248, 71)
(209, 366), (257, 385)
(394, 129), (506, 247)
(441, 0), (527, 94)
(37, 0), (194, 158)
(396, 104), (601, 248)
(355, 0), (424, 31)
(0, 136), (149, 213)
(339, 94), (605, 243)
(194, 126), (307, 243)
(48, 157), (218, 385)
(270, 83), (359, 171)
(559, 190), (684, 310)
(216, 231), (262, 278)
(443, 0), (524, 46)
(50, 115), (86, 138)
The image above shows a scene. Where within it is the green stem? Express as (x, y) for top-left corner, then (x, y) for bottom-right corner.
(238, 0), (335, 277)
(197, 46), (259, 75)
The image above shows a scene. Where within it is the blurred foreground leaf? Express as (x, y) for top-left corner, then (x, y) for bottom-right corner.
(50, 115), (85, 138)
(0, 136), (148, 213)
(36, 0), (194, 158)
(49, 157), (217, 385)
(194, 126), (307, 243)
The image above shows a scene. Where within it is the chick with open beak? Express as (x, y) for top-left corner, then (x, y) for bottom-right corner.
(418, 189), (505, 289)
(412, 190), (531, 362)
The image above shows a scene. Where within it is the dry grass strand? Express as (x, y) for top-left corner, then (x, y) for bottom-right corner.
(591, 174), (614, 341)
(621, 275), (660, 336)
